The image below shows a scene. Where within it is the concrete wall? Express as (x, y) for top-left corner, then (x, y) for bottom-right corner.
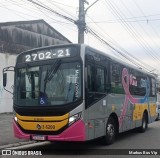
(0, 53), (16, 113)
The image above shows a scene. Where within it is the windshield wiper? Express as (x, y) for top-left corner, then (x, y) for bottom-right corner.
(44, 59), (61, 83)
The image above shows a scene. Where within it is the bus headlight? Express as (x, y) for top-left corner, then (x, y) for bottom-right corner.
(69, 113), (81, 125)
(14, 116), (18, 122)
(13, 110), (18, 122)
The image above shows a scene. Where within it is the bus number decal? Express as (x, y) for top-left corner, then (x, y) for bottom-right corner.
(46, 52), (51, 59)
(41, 125), (55, 130)
(38, 53), (45, 60)
(24, 48), (71, 62)
(32, 54), (37, 61)
(58, 49), (70, 57)
(25, 55), (31, 62)
(57, 50), (64, 57)
(65, 49), (70, 56)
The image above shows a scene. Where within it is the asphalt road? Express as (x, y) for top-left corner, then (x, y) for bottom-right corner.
(2, 120), (160, 158)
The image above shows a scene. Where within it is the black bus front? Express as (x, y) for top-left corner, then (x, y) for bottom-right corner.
(12, 44), (86, 141)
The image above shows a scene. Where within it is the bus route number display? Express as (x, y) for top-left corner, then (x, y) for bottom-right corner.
(24, 48), (72, 62)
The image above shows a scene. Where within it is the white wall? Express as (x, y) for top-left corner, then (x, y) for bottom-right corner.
(0, 53), (17, 113)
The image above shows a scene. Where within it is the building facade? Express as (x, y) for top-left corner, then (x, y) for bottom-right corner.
(0, 20), (71, 113)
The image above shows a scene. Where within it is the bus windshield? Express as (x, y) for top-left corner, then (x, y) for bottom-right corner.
(15, 61), (82, 106)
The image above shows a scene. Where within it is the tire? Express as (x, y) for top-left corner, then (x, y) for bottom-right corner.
(155, 113), (159, 121)
(139, 113), (148, 133)
(102, 117), (116, 145)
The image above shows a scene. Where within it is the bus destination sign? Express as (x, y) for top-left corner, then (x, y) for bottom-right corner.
(18, 47), (77, 63)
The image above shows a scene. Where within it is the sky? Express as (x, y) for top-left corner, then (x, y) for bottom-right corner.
(1, 0), (160, 75)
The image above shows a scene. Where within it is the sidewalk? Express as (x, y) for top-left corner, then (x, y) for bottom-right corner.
(0, 113), (30, 147)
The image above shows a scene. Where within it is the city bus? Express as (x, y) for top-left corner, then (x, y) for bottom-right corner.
(3, 44), (157, 145)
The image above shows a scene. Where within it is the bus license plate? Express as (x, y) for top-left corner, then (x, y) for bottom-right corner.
(32, 135), (46, 141)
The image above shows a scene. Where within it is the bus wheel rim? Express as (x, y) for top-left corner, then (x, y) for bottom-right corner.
(143, 119), (146, 129)
(107, 124), (115, 137)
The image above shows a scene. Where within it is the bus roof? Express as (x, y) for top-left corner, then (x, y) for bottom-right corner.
(83, 44), (157, 78)
(17, 43), (157, 78)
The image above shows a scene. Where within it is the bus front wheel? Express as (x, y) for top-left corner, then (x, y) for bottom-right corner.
(103, 117), (116, 145)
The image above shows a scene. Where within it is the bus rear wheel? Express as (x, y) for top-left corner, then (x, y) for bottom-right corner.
(155, 113), (159, 121)
(102, 117), (116, 145)
(139, 113), (148, 133)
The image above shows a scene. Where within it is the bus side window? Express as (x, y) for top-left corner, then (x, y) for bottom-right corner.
(96, 67), (105, 92)
(150, 77), (156, 97)
(86, 64), (106, 107)
(111, 62), (123, 94)
(87, 64), (95, 92)
(129, 70), (146, 96)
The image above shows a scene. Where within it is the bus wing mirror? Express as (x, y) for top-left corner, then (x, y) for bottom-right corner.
(2, 66), (14, 94)
(3, 73), (7, 87)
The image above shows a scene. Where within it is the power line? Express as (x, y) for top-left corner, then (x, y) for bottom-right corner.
(86, 18), (160, 24)
(0, 1), (74, 25)
(26, 0), (156, 71)
(132, 0), (160, 44)
(2, 0), (159, 74)
(104, 0), (160, 65)
(121, 0), (160, 59)
(26, 0), (76, 23)
(87, 26), (152, 72)
(86, 15), (155, 70)
(44, 0), (77, 19)
(45, 0), (77, 9)
(26, 0), (84, 43)
(31, 2), (77, 33)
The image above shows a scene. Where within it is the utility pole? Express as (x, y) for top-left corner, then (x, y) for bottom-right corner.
(77, 0), (99, 44)
(78, 0), (86, 44)
(28, 0), (99, 44)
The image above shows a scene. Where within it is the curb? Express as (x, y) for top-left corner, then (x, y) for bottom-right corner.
(0, 141), (37, 150)
(0, 112), (13, 115)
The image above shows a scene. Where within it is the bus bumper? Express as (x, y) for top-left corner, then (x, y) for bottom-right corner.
(13, 119), (86, 141)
